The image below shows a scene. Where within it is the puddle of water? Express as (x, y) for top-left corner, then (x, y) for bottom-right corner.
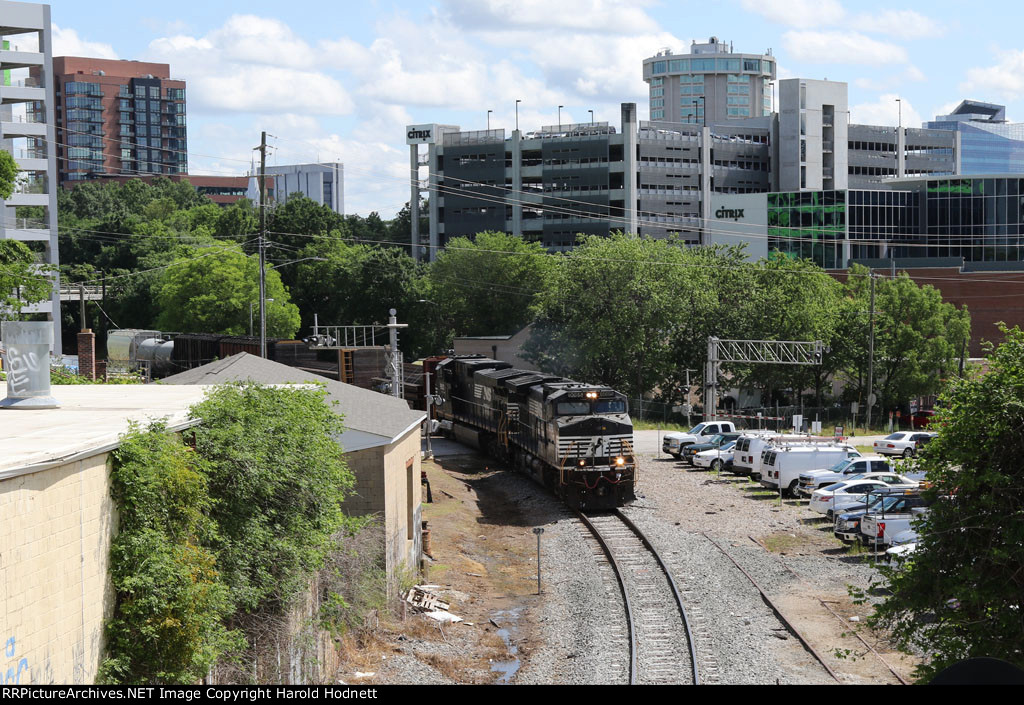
(490, 607), (523, 683)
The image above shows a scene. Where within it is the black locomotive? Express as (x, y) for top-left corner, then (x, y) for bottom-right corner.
(434, 356), (636, 510)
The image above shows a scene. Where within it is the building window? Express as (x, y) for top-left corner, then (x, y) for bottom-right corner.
(743, 59), (761, 72)
(653, 61), (666, 74)
(650, 87), (663, 97)
(669, 59), (687, 72)
(650, 77), (663, 86)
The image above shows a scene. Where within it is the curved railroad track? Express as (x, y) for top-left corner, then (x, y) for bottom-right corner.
(576, 509), (700, 685)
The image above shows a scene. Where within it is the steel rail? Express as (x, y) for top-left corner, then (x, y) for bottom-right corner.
(747, 535), (911, 685)
(576, 510), (638, 684)
(614, 509), (701, 686)
(702, 532), (842, 683)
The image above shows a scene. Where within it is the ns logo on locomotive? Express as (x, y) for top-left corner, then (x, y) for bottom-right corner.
(433, 356), (636, 510)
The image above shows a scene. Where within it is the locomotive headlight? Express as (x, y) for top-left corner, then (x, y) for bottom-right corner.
(615, 456), (626, 466)
(579, 460), (586, 467)
(585, 391), (598, 399)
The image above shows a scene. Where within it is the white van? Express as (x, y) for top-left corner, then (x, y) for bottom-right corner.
(759, 444), (861, 497)
(732, 432), (809, 479)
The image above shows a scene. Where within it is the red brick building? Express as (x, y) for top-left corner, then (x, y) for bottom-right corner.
(31, 57), (187, 185)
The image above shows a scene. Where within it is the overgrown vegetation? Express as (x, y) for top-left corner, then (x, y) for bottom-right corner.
(100, 382), (364, 684)
(864, 325), (1024, 680)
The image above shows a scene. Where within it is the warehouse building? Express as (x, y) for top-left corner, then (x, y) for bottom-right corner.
(162, 353), (427, 584)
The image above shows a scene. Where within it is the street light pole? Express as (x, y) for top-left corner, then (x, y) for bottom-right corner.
(588, 109), (594, 126)
(515, 99), (521, 131)
(256, 131), (268, 358)
(487, 109), (492, 130)
(558, 105), (563, 131)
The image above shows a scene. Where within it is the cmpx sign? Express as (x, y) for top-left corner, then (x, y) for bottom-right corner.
(406, 124), (437, 145)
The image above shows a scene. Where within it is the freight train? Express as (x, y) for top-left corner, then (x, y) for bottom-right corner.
(433, 356), (636, 510)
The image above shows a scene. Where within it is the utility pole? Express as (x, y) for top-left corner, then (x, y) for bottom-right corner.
(256, 131), (268, 358)
(866, 273), (876, 431)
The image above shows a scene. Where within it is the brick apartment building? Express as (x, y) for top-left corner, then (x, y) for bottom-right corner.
(30, 56), (187, 185)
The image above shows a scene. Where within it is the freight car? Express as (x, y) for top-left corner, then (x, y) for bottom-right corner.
(434, 356), (636, 510)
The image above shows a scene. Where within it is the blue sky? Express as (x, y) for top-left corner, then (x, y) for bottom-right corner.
(28, 0), (1024, 216)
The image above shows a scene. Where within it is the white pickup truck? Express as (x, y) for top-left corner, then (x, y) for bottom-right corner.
(796, 456), (896, 497)
(663, 421), (737, 459)
(861, 503), (930, 547)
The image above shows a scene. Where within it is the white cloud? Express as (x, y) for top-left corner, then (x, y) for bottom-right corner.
(962, 50), (1024, 101)
(853, 65), (926, 91)
(782, 31), (909, 66)
(440, 0), (660, 34)
(145, 16), (353, 116)
(850, 10), (944, 39)
(739, 0), (846, 29)
(51, 24), (118, 59)
(850, 93), (923, 128)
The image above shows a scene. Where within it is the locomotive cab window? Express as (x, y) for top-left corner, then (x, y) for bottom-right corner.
(593, 400), (626, 414)
(557, 401), (590, 415)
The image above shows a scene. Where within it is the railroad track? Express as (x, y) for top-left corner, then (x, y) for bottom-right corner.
(576, 509), (700, 685)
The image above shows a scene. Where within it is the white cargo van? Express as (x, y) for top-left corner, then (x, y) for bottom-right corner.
(732, 432), (809, 479)
(759, 444), (861, 497)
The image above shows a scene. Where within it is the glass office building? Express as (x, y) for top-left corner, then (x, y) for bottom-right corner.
(921, 177), (1024, 262)
(926, 100), (1024, 175)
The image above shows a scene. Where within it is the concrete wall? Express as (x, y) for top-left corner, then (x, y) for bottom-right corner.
(0, 452), (117, 685)
(340, 427), (422, 588)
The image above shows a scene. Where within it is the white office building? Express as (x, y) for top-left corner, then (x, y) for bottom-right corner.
(1, 0), (61, 352)
(264, 162), (344, 215)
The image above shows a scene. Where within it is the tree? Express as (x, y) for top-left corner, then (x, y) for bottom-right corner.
(186, 382), (354, 612)
(866, 325), (1024, 680)
(427, 231), (553, 338)
(526, 233), (694, 399)
(0, 239), (54, 319)
(99, 422), (238, 685)
(839, 265), (970, 411)
(154, 244), (301, 338)
(268, 194), (345, 251)
(0, 150), (18, 200)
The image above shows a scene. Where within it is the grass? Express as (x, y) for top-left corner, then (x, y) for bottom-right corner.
(631, 419), (691, 432)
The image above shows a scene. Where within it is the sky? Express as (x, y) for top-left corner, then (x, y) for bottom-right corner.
(23, 0), (1024, 216)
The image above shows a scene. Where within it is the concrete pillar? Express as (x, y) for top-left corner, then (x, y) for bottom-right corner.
(897, 126), (906, 179)
(410, 145), (421, 260)
(700, 125), (712, 245)
(621, 103), (638, 235)
(511, 130), (522, 237)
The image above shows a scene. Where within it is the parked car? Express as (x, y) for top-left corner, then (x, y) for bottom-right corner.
(809, 479), (893, 514)
(833, 493), (921, 543)
(885, 529), (920, 563)
(682, 432), (741, 465)
(796, 456), (894, 496)
(909, 409), (936, 429)
(861, 503), (930, 548)
(663, 421), (737, 459)
(824, 486), (906, 522)
(760, 443), (861, 497)
(873, 431), (937, 458)
(692, 440), (738, 471)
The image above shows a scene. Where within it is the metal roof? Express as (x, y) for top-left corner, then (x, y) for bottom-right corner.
(161, 353), (425, 450)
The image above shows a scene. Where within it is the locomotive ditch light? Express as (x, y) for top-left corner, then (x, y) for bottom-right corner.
(579, 460), (586, 466)
(615, 456), (626, 466)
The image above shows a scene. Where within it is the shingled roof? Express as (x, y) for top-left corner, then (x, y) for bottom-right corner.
(162, 353), (425, 451)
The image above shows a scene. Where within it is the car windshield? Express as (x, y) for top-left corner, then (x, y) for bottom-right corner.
(718, 441), (736, 451)
(708, 434), (725, 444)
(828, 458), (853, 472)
(688, 423), (706, 434)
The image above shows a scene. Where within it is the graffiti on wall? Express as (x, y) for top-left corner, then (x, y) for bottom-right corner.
(3, 637), (30, 684)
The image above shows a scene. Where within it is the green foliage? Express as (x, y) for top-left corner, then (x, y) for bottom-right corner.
(839, 264), (970, 410)
(0, 239), (54, 320)
(527, 233), (697, 399)
(426, 231), (552, 340)
(867, 325), (1024, 681)
(49, 367), (143, 385)
(268, 194), (345, 250)
(0, 150), (17, 200)
(154, 244), (301, 338)
(186, 382), (354, 613)
(99, 423), (239, 684)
